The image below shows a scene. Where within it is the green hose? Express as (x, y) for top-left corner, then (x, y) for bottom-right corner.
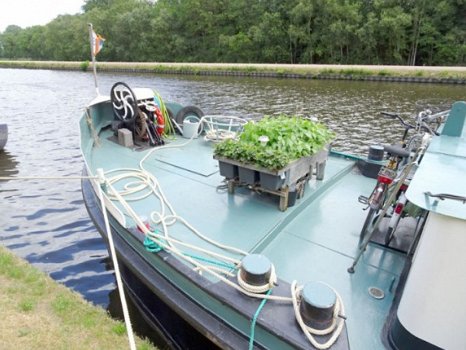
(153, 90), (176, 136)
(249, 289), (272, 350)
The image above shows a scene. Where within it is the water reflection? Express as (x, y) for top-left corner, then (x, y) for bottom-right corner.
(0, 150), (19, 202)
(0, 149), (19, 178)
(0, 124), (7, 150)
(108, 287), (172, 350)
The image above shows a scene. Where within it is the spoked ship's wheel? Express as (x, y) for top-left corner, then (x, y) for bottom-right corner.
(110, 82), (138, 122)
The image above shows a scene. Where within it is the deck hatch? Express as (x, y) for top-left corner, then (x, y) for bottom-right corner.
(150, 139), (219, 177)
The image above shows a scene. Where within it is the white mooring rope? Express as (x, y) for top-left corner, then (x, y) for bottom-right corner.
(1, 173), (137, 350)
(291, 281), (346, 350)
(96, 170), (137, 350)
(0, 176), (98, 180)
(237, 264), (277, 294)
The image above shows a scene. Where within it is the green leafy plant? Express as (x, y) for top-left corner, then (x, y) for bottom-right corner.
(80, 61), (89, 71)
(214, 115), (334, 170)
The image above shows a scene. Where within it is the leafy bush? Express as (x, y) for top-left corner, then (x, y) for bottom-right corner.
(80, 61), (89, 71)
(214, 115), (334, 170)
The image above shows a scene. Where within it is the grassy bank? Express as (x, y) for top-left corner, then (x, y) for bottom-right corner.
(0, 245), (155, 350)
(0, 60), (465, 82)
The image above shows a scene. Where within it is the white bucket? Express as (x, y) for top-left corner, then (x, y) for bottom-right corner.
(182, 119), (201, 139)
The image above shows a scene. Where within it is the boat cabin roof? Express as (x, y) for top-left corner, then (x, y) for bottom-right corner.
(406, 101), (466, 220)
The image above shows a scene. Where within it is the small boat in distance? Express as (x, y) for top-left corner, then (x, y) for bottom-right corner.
(80, 82), (466, 349)
(0, 124), (8, 150)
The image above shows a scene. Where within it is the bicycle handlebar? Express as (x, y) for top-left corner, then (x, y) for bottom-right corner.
(420, 122), (440, 136)
(424, 109), (450, 123)
(381, 111), (415, 130)
(381, 111), (398, 118)
(381, 109), (445, 136)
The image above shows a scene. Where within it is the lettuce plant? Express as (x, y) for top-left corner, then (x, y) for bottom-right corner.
(214, 115), (334, 170)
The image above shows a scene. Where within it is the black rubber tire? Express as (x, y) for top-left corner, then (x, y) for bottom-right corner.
(166, 107), (175, 123)
(175, 106), (204, 124)
(166, 107), (181, 135)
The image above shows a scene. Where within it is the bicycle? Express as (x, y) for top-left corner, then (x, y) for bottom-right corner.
(358, 108), (449, 246)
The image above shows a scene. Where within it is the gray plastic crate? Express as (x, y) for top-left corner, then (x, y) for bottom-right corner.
(215, 145), (329, 190)
(218, 160), (238, 179)
(260, 172), (288, 191)
(238, 167), (259, 185)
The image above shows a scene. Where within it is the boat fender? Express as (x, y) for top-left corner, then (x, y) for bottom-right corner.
(175, 105), (205, 124)
(154, 107), (165, 135)
(137, 216), (152, 233)
(299, 281), (337, 331)
(238, 254), (274, 293)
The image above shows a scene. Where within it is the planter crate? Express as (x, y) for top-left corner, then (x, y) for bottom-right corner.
(214, 145), (329, 211)
(238, 167), (259, 184)
(218, 160), (238, 179)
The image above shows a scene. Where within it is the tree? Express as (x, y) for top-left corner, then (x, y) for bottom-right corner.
(0, 0), (464, 65)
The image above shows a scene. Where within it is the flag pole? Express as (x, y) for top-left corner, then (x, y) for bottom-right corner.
(88, 23), (100, 96)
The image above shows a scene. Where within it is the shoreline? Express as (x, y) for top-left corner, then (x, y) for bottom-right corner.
(0, 245), (156, 350)
(1, 60), (465, 84)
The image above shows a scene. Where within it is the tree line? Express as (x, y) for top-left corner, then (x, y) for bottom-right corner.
(0, 0), (464, 66)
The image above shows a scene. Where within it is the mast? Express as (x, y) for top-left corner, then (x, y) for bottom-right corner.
(88, 23), (100, 96)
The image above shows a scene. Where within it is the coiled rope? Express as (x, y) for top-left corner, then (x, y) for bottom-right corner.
(291, 281), (346, 350)
(102, 172), (292, 302)
(237, 264), (277, 294)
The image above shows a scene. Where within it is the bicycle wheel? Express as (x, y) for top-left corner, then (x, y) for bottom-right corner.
(359, 182), (387, 240)
(360, 208), (377, 241)
(385, 226), (396, 245)
(385, 192), (408, 245)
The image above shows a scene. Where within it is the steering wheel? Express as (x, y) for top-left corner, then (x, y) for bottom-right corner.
(110, 82), (138, 122)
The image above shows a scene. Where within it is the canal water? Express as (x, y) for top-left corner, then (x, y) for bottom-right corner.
(0, 68), (463, 341)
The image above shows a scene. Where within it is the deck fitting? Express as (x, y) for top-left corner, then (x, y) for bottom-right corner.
(368, 286), (385, 300)
(239, 254), (272, 286)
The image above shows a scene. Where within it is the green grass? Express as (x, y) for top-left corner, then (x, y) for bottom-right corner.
(18, 299), (35, 312)
(437, 70), (461, 79)
(320, 68), (336, 74)
(112, 323), (127, 335)
(339, 68), (372, 76)
(0, 245), (157, 350)
(377, 70), (391, 76)
(1, 60), (465, 80)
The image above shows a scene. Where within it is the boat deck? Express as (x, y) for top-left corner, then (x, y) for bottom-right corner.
(87, 129), (407, 349)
